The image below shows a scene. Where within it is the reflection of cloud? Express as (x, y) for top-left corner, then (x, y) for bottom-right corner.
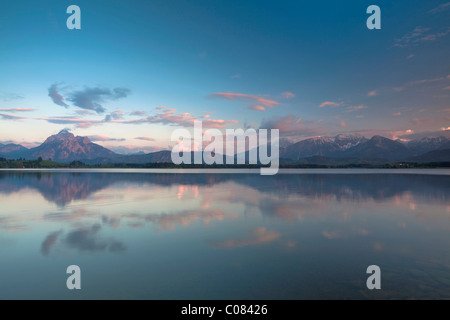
(373, 242), (383, 252)
(44, 209), (90, 221)
(125, 209), (237, 231)
(41, 231), (62, 256)
(64, 224), (126, 252)
(322, 230), (342, 239)
(214, 227), (280, 249)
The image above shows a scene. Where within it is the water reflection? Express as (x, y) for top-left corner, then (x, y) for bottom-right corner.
(0, 170), (449, 299)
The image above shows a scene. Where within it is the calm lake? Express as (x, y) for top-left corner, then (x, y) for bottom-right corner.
(0, 169), (449, 299)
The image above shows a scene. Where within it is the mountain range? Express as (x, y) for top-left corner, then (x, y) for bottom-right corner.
(1, 130), (449, 165)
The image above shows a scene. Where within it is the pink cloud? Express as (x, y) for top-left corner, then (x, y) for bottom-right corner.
(203, 119), (238, 128)
(281, 91), (295, 99)
(319, 101), (343, 108)
(124, 108), (238, 128)
(212, 92), (280, 108)
(393, 112), (401, 116)
(0, 113), (28, 120)
(249, 105), (266, 111)
(368, 90), (378, 97)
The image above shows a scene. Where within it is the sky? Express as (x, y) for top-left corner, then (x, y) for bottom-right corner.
(0, 0), (449, 154)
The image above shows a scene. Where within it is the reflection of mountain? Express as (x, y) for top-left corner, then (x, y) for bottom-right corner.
(0, 171), (449, 207)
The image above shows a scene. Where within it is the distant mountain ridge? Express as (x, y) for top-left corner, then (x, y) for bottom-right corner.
(1, 131), (449, 164)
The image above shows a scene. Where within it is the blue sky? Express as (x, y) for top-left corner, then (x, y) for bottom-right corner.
(1, 0), (449, 153)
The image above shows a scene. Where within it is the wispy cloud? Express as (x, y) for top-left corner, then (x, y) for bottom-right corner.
(394, 26), (450, 48)
(0, 108), (35, 112)
(130, 110), (147, 116)
(319, 101), (343, 108)
(88, 135), (126, 142)
(211, 92), (280, 108)
(367, 90), (378, 97)
(345, 105), (368, 113)
(0, 92), (24, 102)
(260, 114), (325, 139)
(281, 91), (296, 99)
(0, 113), (28, 120)
(429, 2), (450, 14)
(35, 116), (102, 129)
(248, 105), (266, 111)
(125, 107), (238, 128)
(394, 74), (450, 91)
(135, 137), (155, 141)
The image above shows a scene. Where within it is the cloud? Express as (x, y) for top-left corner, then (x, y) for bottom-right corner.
(394, 26), (450, 47)
(319, 101), (343, 108)
(410, 118), (434, 126)
(35, 116), (102, 128)
(48, 83), (69, 107)
(281, 91), (295, 99)
(248, 105), (266, 111)
(130, 110), (147, 116)
(429, 2), (450, 14)
(397, 129), (450, 140)
(68, 87), (130, 114)
(368, 90), (378, 97)
(104, 110), (124, 121)
(0, 108), (35, 112)
(0, 113), (27, 120)
(260, 114), (325, 138)
(230, 74), (241, 79)
(0, 92), (24, 102)
(340, 120), (347, 128)
(393, 112), (401, 116)
(213, 227), (280, 249)
(135, 137), (155, 141)
(88, 135), (126, 142)
(211, 92), (280, 108)
(394, 74), (450, 91)
(125, 108), (238, 128)
(406, 54), (415, 59)
(345, 105), (368, 113)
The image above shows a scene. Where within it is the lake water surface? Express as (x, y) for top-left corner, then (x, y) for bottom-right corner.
(0, 169), (449, 299)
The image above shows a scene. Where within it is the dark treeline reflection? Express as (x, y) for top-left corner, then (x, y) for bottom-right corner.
(0, 171), (449, 207)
